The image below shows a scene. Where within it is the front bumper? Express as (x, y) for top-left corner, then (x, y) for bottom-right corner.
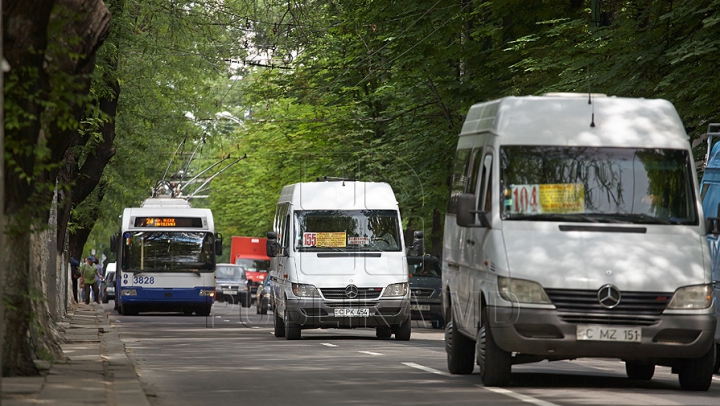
(285, 297), (410, 328)
(489, 306), (716, 361)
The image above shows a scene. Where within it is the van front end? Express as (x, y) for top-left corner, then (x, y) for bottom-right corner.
(282, 281), (411, 329)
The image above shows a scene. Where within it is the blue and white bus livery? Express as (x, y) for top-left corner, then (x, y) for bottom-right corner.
(111, 197), (222, 316)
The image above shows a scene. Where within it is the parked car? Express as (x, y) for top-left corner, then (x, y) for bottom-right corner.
(407, 255), (443, 329)
(101, 263), (116, 304)
(256, 276), (272, 314)
(215, 264), (250, 307)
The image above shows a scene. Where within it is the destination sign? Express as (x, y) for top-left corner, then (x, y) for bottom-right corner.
(134, 217), (204, 227)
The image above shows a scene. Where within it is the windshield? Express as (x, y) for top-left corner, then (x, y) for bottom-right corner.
(294, 210), (401, 252)
(407, 257), (442, 277)
(499, 146), (698, 225)
(216, 265), (246, 280)
(235, 259), (270, 272)
(122, 231), (215, 271)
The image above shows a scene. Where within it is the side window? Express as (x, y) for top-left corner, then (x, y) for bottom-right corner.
(467, 148), (484, 195)
(447, 148), (472, 214)
(480, 155), (493, 211)
(282, 214), (290, 250)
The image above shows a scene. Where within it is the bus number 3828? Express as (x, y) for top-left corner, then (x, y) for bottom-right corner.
(133, 276), (155, 284)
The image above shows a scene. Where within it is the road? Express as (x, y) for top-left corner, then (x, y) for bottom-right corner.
(105, 302), (720, 406)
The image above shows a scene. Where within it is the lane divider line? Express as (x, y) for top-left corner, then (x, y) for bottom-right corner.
(359, 351), (383, 356)
(481, 386), (560, 406)
(322, 343), (337, 347)
(402, 362), (453, 377)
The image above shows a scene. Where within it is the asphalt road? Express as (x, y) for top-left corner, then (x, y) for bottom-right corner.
(105, 301), (720, 406)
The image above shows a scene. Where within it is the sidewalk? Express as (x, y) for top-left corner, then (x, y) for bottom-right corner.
(1, 303), (150, 406)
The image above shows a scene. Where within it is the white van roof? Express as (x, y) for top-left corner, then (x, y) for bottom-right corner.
(460, 94), (689, 149)
(278, 181), (398, 210)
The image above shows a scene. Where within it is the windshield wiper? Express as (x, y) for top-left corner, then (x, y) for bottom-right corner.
(508, 213), (598, 222)
(591, 213), (676, 225)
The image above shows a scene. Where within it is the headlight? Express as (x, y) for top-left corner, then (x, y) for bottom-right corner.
(292, 283), (319, 297)
(666, 284), (712, 309)
(199, 289), (216, 297)
(121, 289), (137, 296)
(498, 276), (551, 304)
(382, 282), (408, 297)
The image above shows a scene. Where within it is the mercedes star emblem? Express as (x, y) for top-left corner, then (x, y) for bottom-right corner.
(597, 284), (621, 309)
(345, 284), (359, 299)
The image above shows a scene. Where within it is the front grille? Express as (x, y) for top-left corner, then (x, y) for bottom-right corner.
(545, 288), (672, 315)
(410, 288), (435, 298)
(320, 288), (382, 300)
(559, 314), (659, 326)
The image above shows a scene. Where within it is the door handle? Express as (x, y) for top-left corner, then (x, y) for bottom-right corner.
(466, 239), (475, 245)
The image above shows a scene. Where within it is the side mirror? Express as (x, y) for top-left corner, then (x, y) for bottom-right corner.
(110, 233), (119, 251)
(456, 193), (490, 228)
(706, 218), (720, 235)
(412, 231), (424, 256)
(214, 233), (223, 256)
(266, 231), (278, 257)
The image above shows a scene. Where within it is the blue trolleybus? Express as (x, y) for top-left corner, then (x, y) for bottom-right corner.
(112, 196), (222, 316)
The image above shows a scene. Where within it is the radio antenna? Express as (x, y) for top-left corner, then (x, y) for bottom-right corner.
(588, 65), (595, 128)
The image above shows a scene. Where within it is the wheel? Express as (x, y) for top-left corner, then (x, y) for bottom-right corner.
(121, 304), (138, 316)
(259, 300), (268, 315)
(273, 308), (285, 337)
(196, 305), (210, 317)
(625, 361), (655, 380)
(431, 318), (445, 329)
(394, 319), (411, 341)
(477, 307), (511, 386)
(678, 344), (715, 391)
(241, 293), (250, 308)
(714, 343), (720, 374)
(284, 310), (301, 340)
(445, 317), (474, 374)
(102, 293), (109, 304)
(376, 326), (392, 339)
(183, 308), (193, 316)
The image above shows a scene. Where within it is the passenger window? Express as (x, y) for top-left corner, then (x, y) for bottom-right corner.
(467, 149), (484, 195)
(447, 149), (472, 214)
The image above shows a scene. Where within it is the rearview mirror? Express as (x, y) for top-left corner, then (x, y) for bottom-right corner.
(412, 231), (424, 256)
(457, 193), (490, 228)
(215, 233), (223, 256)
(266, 231), (278, 257)
(706, 218), (720, 235)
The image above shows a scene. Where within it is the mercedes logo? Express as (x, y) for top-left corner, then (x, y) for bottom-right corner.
(345, 284), (359, 299)
(597, 284), (621, 309)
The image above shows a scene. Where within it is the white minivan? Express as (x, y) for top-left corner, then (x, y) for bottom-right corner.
(266, 180), (419, 341)
(443, 94), (717, 390)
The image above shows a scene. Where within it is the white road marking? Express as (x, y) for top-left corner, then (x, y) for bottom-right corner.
(321, 343), (337, 348)
(358, 351), (383, 356)
(481, 386), (560, 406)
(223, 320), (230, 322)
(402, 362), (453, 377)
(713, 376), (720, 382)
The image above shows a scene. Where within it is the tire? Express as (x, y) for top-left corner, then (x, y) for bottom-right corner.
(241, 294), (250, 308)
(477, 307), (512, 386)
(122, 304), (138, 316)
(445, 317), (474, 374)
(714, 343), (720, 374)
(394, 318), (411, 341)
(274, 307), (285, 337)
(284, 310), (301, 340)
(196, 305), (210, 317)
(259, 300), (268, 315)
(431, 318), (445, 329)
(376, 326), (392, 339)
(102, 293), (109, 304)
(625, 362), (655, 380)
(678, 344), (715, 391)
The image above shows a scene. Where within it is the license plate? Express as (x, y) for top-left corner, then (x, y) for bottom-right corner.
(411, 304), (430, 311)
(334, 308), (370, 317)
(222, 290), (237, 295)
(576, 325), (641, 342)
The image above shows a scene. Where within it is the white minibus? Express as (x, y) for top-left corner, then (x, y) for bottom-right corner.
(267, 180), (420, 340)
(443, 94), (716, 390)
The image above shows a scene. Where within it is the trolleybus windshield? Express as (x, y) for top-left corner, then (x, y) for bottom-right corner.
(122, 231), (215, 271)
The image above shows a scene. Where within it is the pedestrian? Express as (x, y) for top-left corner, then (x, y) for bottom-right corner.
(80, 256), (100, 304)
(93, 257), (104, 301)
(70, 257), (80, 303)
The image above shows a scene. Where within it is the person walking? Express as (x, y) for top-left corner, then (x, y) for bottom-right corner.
(80, 256), (100, 304)
(70, 257), (80, 303)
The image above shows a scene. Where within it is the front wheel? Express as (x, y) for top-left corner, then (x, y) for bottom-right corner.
(273, 308), (285, 337)
(376, 326), (392, 339)
(625, 362), (655, 380)
(714, 343), (720, 374)
(284, 310), (301, 340)
(394, 319), (411, 341)
(445, 317), (474, 374)
(477, 307), (512, 386)
(678, 344), (715, 391)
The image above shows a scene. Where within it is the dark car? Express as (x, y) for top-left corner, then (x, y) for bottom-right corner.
(256, 276), (272, 315)
(215, 264), (250, 307)
(101, 264), (116, 304)
(407, 255), (444, 329)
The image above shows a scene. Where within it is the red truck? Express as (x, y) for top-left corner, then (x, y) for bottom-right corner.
(230, 236), (271, 303)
